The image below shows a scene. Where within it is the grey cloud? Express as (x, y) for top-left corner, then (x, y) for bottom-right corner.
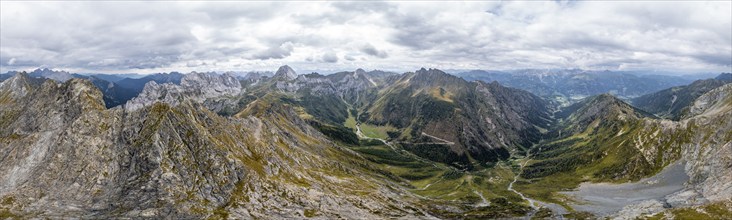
(195, 2), (279, 23)
(387, 12), (474, 50)
(293, 12), (354, 27)
(293, 2), (394, 26)
(0, 56), (42, 69)
(344, 55), (356, 61)
(0, 1), (200, 70)
(360, 44), (388, 58)
(186, 60), (217, 68)
(331, 1), (395, 13)
(693, 53), (732, 67)
(532, 31), (629, 52)
(187, 46), (251, 61)
(485, 4), (503, 16)
(322, 52), (338, 63)
(261, 34), (330, 49)
(252, 42), (294, 60)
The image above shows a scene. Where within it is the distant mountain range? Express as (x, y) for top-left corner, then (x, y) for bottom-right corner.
(0, 68), (712, 109)
(1, 67), (731, 218)
(1, 69), (185, 108)
(454, 69), (697, 106)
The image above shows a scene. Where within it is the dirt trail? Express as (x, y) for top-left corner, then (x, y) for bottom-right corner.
(508, 155), (569, 219)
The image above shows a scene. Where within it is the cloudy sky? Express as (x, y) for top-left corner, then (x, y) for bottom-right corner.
(1, 1), (730, 74)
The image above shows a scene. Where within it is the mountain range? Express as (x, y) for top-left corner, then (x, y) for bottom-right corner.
(0, 67), (730, 219)
(455, 69), (699, 106)
(632, 73), (732, 120)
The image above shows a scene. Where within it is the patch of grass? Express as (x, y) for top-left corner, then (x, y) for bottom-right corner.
(359, 123), (396, 140)
(434, 197), (531, 219)
(344, 112), (357, 131)
(304, 209), (318, 218)
(532, 207), (553, 219)
(1, 196), (14, 206)
(0, 209), (20, 219)
(308, 120), (359, 145)
(513, 172), (580, 209)
(562, 211), (595, 219)
(668, 201), (732, 219)
(429, 87), (454, 103)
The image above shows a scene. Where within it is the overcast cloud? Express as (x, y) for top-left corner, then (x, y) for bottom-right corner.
(0, 1), (730, 74)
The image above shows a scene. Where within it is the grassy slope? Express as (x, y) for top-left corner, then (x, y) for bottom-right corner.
(512, 96), (687, 213)
(643, 201), (732, 219)
(345, 140), (533, 218)
(359, 123), (396, 139)
(515, 120), (684, 209)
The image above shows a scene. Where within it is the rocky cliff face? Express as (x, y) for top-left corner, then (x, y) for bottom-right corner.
(0, 73), (429, 218)
(272, 67), (384, 97)
(670, 83), (732, 204)
(124, 72), (242, 111)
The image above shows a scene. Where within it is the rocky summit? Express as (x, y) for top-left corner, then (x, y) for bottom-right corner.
(1, 66), (731, 219)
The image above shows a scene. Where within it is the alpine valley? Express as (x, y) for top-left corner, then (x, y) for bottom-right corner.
(1, 66), (731, 219)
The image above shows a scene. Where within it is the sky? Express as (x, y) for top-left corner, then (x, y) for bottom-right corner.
(0, 1), (730, 74)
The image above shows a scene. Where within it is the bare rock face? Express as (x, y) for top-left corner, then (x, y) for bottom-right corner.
(679, 84), (732, 202)
(29, 68), (74, 82)
(273, 65), (298, 81)
(272, 66), (383, 97)
(124, 72), (242, 111)
(687, 83), (732, 117)
(0, 72), (34, 99)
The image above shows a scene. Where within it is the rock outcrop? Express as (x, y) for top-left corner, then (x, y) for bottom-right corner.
(124, 72), (242, 111)
(674, 83), (732, 203)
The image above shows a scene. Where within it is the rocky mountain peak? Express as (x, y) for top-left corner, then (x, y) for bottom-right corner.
(413, 68), (452, 78)
(404, 68), (464, 88)
(124, 72), (242, 111)
(715, 72), (732, 81)
(181, 72), (240, 90)
(559, 93), (652, 134)
(59, 78), (106, 110)
(29, 67), (74, 82)
(0, 72), (33, 98)
(243, 71), (263, 80)
(274, 65), (297, 80)
(582, 94), (643, 117)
